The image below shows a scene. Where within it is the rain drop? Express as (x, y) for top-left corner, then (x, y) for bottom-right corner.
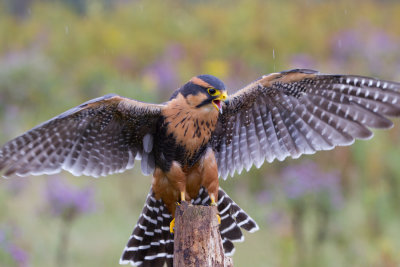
(272, 49), (276, 71)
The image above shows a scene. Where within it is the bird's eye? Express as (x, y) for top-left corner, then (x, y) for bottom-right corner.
(208, 88), (217, 96)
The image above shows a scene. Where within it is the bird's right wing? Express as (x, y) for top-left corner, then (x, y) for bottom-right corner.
(212, 69), (400, 179)
(0, 94), (164, 178)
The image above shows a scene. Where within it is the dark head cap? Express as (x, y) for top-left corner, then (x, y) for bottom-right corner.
(170, 74), (226, 100)
(193, 75), (225, 91)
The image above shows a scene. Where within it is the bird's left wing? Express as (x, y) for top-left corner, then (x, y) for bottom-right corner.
(0, 94), (164, 178)
(211, 69), (400, 179)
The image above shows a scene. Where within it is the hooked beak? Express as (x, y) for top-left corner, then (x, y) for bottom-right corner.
(212, 91), (228, 114)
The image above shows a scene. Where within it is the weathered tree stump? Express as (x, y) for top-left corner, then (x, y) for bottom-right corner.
(173, 201), (233, 267)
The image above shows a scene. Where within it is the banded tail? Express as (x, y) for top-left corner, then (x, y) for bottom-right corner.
(120, 187), (259, 266)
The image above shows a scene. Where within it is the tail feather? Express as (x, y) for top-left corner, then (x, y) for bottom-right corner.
(120, 187), (258, 266)
(221, 239), (235, 256)
(193, 187), (259, 255)
(120, 191), (173, 267)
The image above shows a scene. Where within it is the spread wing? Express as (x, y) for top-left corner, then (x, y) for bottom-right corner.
(212, 69), (400, 179)
(0, 94), (164, 178)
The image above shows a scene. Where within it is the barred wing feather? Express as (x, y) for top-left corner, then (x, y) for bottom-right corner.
(0, 94), (164, 178)
(212, 69), (400, 179)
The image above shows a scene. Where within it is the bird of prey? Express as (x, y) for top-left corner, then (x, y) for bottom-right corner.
(1, 69), (400, 266)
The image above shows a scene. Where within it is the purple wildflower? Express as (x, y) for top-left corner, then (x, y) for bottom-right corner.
(7, 243), (29, 267)
(6, 179), (28, 196)
(329, 28), (400, 75)
(331, 29), (361, 63)
(44, 177), (96, 266)
(147, 60), (177, 89)
(0, 228), (29, 267)
(45, 177), (96, 221)
(256, 189), (272, 204)
(144, 44), (183, 95)
(289, 54), (316, 69)
(0, 230), (5, 243)
(280, 161), (343, 208)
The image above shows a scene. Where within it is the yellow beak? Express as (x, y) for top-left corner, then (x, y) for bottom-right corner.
(212, 91), (228, 114)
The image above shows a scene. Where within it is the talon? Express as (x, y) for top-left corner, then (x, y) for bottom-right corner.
(216, 214), (221, 224)
(210, 195), (217, 206)
(170, 218), (175, 233)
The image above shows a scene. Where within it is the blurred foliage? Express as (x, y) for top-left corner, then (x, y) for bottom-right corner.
(1, 0), (400, 266)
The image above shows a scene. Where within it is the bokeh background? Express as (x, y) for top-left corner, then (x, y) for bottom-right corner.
(1, 0), (400, 266)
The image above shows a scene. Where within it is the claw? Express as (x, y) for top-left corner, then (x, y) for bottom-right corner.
(210, 195), (217, 206)
(170, 218), (175, 233)
(171, 191), (186, 233)
(209, 195), (220, 224)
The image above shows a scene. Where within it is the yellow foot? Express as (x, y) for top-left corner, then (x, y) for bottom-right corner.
(170, 218), (175, 233)
(210, 195), (217, 206)
(209, 195), (221, 224)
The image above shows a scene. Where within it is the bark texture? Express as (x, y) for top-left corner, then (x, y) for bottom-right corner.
(173, 201), (233, 267)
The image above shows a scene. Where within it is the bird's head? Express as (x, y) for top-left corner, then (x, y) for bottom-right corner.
(171, 75), (228, 114)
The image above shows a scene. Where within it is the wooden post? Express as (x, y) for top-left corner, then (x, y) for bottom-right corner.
(173, 201), (233, 267)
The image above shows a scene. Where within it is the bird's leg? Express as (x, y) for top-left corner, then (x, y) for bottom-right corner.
(201, 148), (221, 224)
(152, 168), (176, 233)
(165, 162), (187, 233)
(210, 195), (217, 206)
(167, 162), (187, 203)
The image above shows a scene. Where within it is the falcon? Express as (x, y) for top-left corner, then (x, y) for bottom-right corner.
(1, 69), (400, 266)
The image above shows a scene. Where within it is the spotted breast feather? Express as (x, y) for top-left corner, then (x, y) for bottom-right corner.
(154, 92), (219, 172)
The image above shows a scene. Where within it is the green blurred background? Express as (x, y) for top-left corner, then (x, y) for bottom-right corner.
(1, 0), (400, 266)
